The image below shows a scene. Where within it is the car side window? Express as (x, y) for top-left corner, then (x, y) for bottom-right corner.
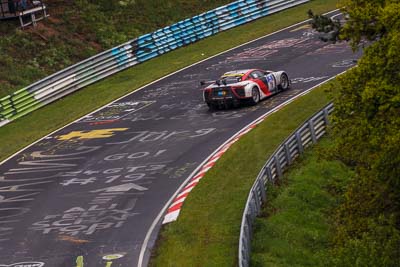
(250, 71), (264, 79)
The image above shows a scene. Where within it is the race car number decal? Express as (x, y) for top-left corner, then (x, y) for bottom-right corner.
(266, 74), (276, 91)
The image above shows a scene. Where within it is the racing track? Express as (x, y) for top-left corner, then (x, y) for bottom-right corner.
(0, 10), (362, 267)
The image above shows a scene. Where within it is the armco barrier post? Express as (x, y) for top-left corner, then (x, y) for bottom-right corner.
(274, 155), (283, 178)
(258, 179), (266, 202)
(284, 143), (291, 165)
(308, 120), (317, 143)
(295, 131), (304, 154)
(265, 166), (273, 183)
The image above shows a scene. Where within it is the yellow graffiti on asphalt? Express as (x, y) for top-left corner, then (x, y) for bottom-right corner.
(102, 254), (125, 260)
(76, 256), (84, 267)
(57, 128), (128, 140)
(290, 24), (311, 32)
(75, 254), (125, 266)
(75, 256), (111, 267)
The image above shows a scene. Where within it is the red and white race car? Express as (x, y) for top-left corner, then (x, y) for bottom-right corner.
(202, 69), (290, 109)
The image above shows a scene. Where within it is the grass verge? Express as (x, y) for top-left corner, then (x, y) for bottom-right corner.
(0, 0), (338, 162)
(150, 80), (339, 266)
(251, 136), (352, 267)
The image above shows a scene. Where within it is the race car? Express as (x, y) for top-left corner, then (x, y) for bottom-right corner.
(201, 69), (290, 109)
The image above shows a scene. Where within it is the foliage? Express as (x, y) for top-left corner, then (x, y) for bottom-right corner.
(309, 1), (400, 48)
(308, 9), (341, 42)
(311, 0), (400, 265)
(330, 216), (400, 267)
(339, 0), (395, 49)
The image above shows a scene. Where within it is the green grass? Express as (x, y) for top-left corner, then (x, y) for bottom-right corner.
(150, 80), (339, 266)
(0, 0), (339, 162)
(250, 136), (352, 267)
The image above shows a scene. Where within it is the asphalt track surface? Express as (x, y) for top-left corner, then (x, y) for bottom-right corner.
(0, 10), (362, 267)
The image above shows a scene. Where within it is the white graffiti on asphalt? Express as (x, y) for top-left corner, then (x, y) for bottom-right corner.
(290, 76), (329, 84)
(0, 146), (102, 247)
(106, 128), (216, 145)
(31, 201), (138, 236)
(332, 59), (357, 68)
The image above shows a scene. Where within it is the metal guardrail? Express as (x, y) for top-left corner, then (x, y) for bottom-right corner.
(0, 0), (309, 127)
(238, 102), (334, 267)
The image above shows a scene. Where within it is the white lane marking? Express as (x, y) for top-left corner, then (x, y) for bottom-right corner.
(330, 13), (342, 20)
(137, 8), (342, 267)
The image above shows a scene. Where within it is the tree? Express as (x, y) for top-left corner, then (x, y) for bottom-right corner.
(310, 1), (400, 265)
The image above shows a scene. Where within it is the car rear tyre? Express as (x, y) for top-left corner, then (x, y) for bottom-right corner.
(249, 87), (260, 105)
(278, 73), (289, 91)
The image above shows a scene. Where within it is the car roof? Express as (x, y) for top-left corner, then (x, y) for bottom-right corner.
(221, 69), (254, 77)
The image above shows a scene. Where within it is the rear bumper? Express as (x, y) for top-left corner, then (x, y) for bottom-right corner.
(204, 87), (247, 107)
(206, 96), (239, 106)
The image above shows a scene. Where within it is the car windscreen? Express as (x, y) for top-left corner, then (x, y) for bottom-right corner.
(220, 75), (243, 84)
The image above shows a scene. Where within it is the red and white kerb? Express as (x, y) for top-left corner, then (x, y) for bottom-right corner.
(162, 121), (261, 224)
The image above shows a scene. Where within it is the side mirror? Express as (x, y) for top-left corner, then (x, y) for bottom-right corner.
(200, 81), (205, 86)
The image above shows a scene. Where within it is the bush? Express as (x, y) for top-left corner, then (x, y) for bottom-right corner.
(330, 216), (400, 267)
